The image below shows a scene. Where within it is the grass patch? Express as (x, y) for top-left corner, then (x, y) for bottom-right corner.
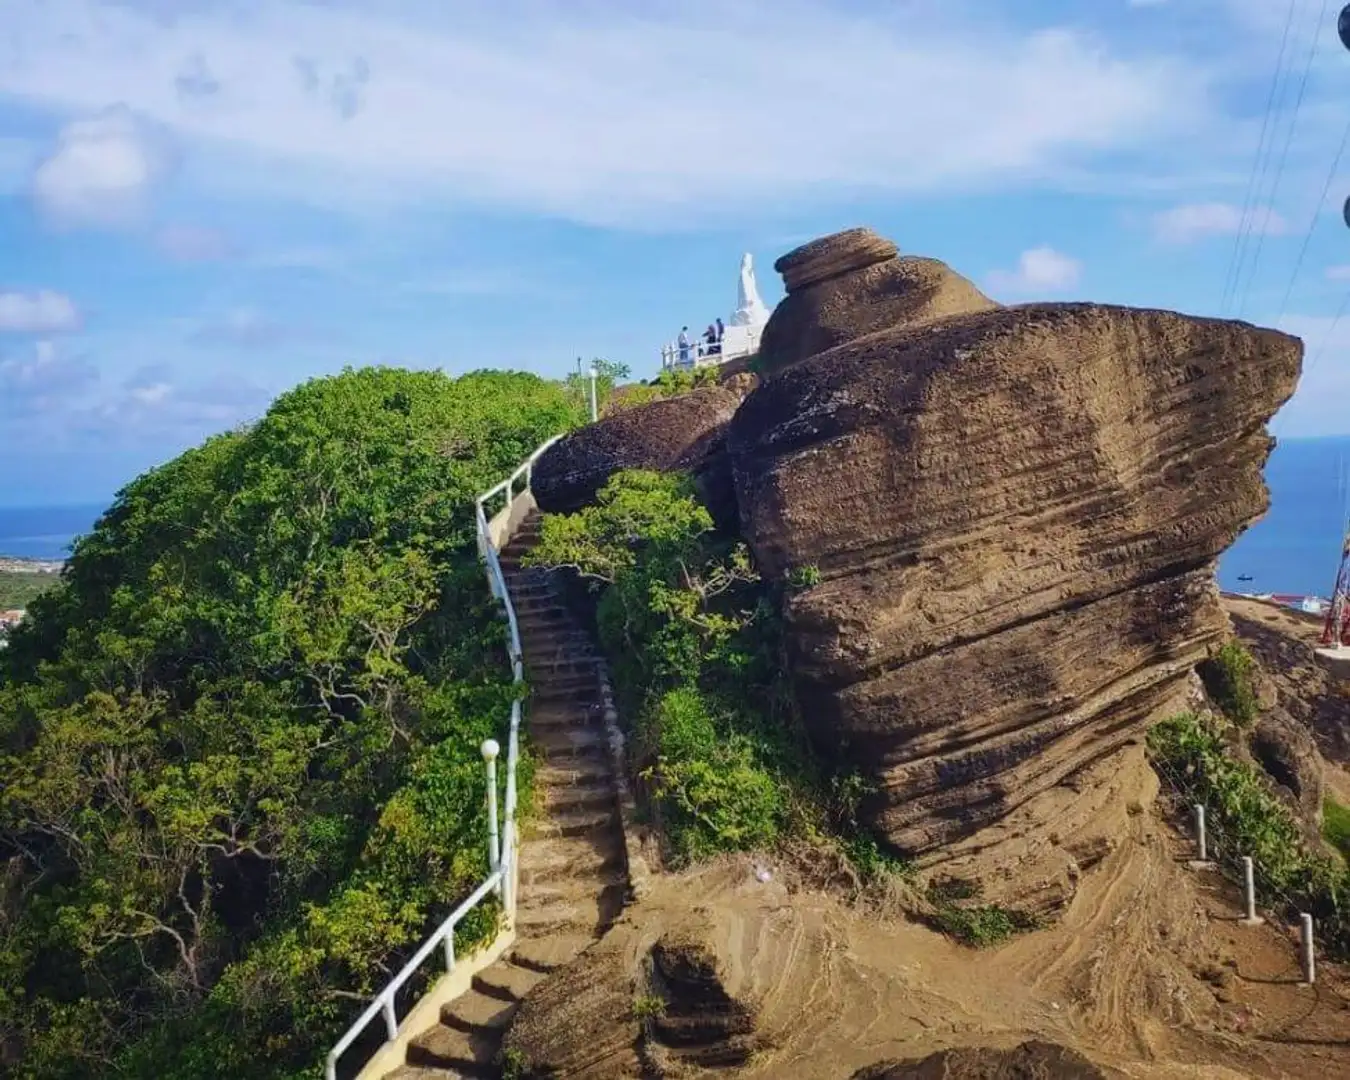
(1323, 797), (1350, 862)
(1198, 639), (1259, 727)
(923, 876), (1038, 948)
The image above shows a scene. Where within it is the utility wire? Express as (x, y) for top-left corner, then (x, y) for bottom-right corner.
(1239, 0), (1330, 319)
(1274, 113), (1350, 326)
(1221, 0), (1302, 316)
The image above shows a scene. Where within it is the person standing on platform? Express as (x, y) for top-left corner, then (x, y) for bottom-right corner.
(678, 326), (691, 366)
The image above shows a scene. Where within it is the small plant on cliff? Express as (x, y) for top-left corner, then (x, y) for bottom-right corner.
(1148, 711), (1350, 957)
(923, 877), (1037, 947)
(632, 993), (666, 1021)
(500, 1047), (528, 1080)
(1199, 639), (1260, 727)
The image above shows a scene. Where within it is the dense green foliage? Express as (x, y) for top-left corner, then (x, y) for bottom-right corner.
(1198, 640), (1259, 727)
(0, 367), (583, 1079)
(524, 470), (900, 874)
(1148, 711), (1350, 956)
(0, 570), (57, 611)
(606, 366), (721, 413)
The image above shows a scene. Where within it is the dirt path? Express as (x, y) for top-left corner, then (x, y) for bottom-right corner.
(538, 741), (1350, 1080)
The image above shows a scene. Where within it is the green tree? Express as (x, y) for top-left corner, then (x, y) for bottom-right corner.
(0, 365), (581, 1078)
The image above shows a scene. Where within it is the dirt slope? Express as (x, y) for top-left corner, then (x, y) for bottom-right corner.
(505, 740), (1350, 1079)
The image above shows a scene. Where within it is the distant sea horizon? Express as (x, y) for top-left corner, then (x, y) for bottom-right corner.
(2, 435), (1348, 593)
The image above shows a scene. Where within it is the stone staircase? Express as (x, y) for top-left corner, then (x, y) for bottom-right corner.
(384, 511), (628, 1079)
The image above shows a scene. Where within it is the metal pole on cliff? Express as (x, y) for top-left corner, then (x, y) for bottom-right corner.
(1189, 803), (1214, 868)
(1300, 913), (1316, 985)
(1241, 856), (1263, 925)
(588, 362), (599, 422)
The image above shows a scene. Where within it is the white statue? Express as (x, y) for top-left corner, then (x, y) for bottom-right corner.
(729, 252), (772, 329)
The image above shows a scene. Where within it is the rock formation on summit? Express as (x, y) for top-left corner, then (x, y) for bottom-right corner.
(728, 228), (1303, 860)
(757, 226), (998, 375)
(532, 373), (756, 529)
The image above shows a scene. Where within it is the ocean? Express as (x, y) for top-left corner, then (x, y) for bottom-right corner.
(1, 436), (1347, 592)
(0, 505), (106, 561)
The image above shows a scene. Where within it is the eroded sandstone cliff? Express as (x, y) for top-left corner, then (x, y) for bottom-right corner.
(532, 373), (757, 529)
(727, 230), (1303, 857)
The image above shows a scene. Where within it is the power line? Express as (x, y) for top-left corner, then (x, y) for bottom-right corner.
(1239, 0), (1331, 319)
(1221, 0), (1302, 316)
(1274, 113), (1350, 326)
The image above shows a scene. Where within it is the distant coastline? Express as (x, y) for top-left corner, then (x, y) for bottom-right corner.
(0, 504), (103, 562)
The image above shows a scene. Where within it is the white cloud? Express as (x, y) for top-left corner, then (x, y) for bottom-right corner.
(985, 246), (1083, 296)
(0, 289), (82, 333)
(0, 339), (98, 414)
(189, 307), (289, 347)
(29, 104), (176, 228)
(1152, 201), (1289, 244)
(0, 0), (1217, 227)
(155, 224), (233, 261)
(1326, 265), (1350, 282)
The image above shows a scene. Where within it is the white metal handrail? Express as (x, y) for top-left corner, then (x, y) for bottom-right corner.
(324, 432), (564, 1080)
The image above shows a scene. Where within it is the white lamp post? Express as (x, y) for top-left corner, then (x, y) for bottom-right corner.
(481, 738), (500, 872)
(588, 362), (599, 422)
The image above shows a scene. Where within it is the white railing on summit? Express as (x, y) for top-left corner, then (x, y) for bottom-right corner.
(324, 433), (564, 1080)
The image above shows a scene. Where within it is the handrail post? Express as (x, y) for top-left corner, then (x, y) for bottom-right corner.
(482, 739), (501, 874)
(381, 996), (397, 1041)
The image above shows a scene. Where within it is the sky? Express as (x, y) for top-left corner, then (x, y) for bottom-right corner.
(4, 0), (1350, 505)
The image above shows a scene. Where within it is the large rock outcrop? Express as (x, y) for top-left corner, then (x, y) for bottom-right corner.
(728, 230), (1302, 857)
(852, 1041), (1113, 1080)
(532, 374), (757, 528)
(758, 226), (999, 375)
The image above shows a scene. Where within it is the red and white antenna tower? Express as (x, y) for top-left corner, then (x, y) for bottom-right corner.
(1322, 525), (1350, 649)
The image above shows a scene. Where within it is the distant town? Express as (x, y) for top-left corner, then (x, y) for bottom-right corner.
(0, 556), (65, 648)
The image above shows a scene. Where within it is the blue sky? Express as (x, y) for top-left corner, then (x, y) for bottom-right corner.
(3, 0), (1350, 505)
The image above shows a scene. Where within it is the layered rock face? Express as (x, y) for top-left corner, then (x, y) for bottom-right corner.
(532, 374), (757, 528)
(758, 226), (999, 375)
(729, 230), (1302, 856)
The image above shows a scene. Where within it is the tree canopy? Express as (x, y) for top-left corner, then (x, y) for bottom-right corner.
(0, 366), (583, 1079)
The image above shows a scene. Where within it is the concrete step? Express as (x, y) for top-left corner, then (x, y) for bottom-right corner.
(534, 760), (614, 788)
(440, 988), (518, 1034)
(515, 599), (569, 619)
(529, 805), (615, 840)
(404, 1023), (497, 1075)
(518, 834), (624, 887)
(509, 931), (597, 974)
(472, 959), (547, 1003)
(519, 630), (595, 652)
(529, 671), (601, 694)
(529, 700), (599, 723)
(514, 888), (624, 936)
(533, 688), (596, 708)
(532, 727), (608, 762)
(517, 609), (572, 629)
(382, 1064), (470, 1080)
(521, 866), (628, 908)
(541, 781), (615, 816)
(526, 654), (600, 674)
